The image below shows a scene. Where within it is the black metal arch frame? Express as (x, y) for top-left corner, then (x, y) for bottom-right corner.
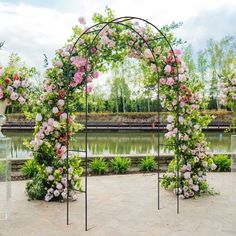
(65, 16), (180, 231)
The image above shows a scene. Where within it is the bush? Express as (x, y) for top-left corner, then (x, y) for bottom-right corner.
(110, 157), (131, 174)
(22, 159), (39, 178)
(0, 161), (6, 180)
(26, 173), (46, 200)
(214, 154), (231, 172)
(89, 158), (108, 175)
(139, 156), (157, 172)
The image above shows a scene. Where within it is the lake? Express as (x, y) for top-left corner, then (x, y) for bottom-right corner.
(3, 130), (233, 159)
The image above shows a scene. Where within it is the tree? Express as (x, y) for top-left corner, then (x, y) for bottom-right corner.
(205, 36), (236, 109)
(197, 50), (208, 105)
(182, 44), (198, 84)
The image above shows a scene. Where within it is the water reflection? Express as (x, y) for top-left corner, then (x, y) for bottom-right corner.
(3, 130), (232, 159)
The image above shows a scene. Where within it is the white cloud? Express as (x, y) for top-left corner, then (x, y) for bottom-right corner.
(0, 0), (235, 72)
(0, 2), (77, 69)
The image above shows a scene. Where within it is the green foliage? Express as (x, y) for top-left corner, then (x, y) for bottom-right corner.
(139, 156), (157, 172)
(168, 159), (176, 172)
(26, 173), (46, 200)
(22, 159), (39, 178)
(214, 154), (231, 172)
(110, 156), (131, 174)
(89, 157), (108, 175)
(0, 161), (6, 179)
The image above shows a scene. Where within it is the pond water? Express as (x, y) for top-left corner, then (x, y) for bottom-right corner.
(3, 130), (233, 159)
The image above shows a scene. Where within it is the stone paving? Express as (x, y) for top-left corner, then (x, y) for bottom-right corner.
(0, 173), (236, 236)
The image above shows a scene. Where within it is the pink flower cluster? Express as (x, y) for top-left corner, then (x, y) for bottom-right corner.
(220, 74), (236, 106)
(0, 69), (30, 104)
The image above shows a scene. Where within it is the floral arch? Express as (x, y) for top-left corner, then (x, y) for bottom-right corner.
(27, 9), (216, 228)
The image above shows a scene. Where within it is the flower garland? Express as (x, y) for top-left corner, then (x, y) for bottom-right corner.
(0, 66), (30, 105)
(26, 9), (216, 201)
(160, 54), (217, 198)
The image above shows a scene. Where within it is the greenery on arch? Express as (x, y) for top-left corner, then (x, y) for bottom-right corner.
(26, 8), (216, 201)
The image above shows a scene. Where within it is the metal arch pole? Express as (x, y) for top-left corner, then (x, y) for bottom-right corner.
(157, 82), (161, 210)
(176, 69), (180, 214)
(85, 81), (88, 231)
(66, 83), (70, 225)
(66, 14), (179, 226)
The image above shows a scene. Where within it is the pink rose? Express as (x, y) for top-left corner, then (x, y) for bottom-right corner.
(159, 78), (166, 85)
(86, 76), (92, 83)
(101, 36), (110, 45)
(173, 49), (182, 55)
(108, 40), (115, 48)
(78, 16), (86, 25)
(48, 118), (54, 126)
(166, 77), (174, 86)
(143, 48), (153, 59)
(84, 86), (93, 94)
(164, 65), (171, 74)
(18, 96), (25, 104)
(72, 57), (87, 68)
(92, 71), (99, 79)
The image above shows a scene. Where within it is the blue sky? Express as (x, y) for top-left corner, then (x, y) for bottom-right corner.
(0, 0), (236, 71)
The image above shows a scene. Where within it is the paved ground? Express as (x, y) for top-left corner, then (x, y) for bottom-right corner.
(0, 173), (236, 236)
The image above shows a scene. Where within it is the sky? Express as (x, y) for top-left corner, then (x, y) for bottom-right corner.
(0, 0), (236, 71)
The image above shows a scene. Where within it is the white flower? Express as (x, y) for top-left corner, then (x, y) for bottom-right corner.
(10, 92), (19, 101)
(192, 185), (199, 192)
(18, 96), (25, 104)
(202, 161), (208, 168)
(184, 172), (191, 179)
(57, 99), (65, 107)
(7, 86), (14, 93)
(45, 194), (53, 202)
(54, 190), (60, 197)
(56, 183), (63, 190)
(178, 116), (184, 124)
(60, 113), (67, 120)
(61, 191), (67, 199)
(21, 79), (29, 88)
(13, 80), (21, 88)
(167, 115), (174, 123)
(53, 60), (63, 68)
(46, 166), (53, 174)
(52, 121), (61, 129)
(52, 107), (59, 114)
(36, 113), (42, 122)
(211, 163), (217, 171)
(48, 175), (54, 181)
